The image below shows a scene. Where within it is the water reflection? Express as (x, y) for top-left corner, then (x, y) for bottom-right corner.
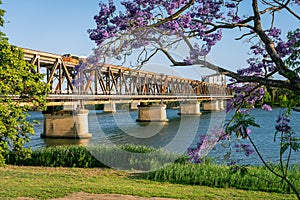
(42, 138), (91, 147)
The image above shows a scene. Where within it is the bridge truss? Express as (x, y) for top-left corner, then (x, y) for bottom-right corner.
(22, 48), (232, 105)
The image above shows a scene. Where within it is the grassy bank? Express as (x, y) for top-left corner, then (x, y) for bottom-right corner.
(145, 163), (300, 194)
(4, 145), (300, 197)
(0, 165), (297, 200)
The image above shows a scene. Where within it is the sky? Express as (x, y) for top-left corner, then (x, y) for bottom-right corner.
(1, 0), (299, 78)
(2, 0), (99, 56)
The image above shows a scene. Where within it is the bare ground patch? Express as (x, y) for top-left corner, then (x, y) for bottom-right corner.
(50, 192), (176, 200)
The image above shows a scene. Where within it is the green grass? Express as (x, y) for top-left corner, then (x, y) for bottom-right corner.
(5, 145), (300, 196)
(0, 165), (297, 200)
(6, 144), (181, 170)
(145, 163), (300, 194)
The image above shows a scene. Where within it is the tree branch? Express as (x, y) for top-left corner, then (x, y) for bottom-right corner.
(148, 0), (195, 28)
(252, 0), (300, 86)
(273, 0), (300, 20)
(191, 59), (297, 91)
(203, 18), (254, 34)
(155, 44), (299, 91)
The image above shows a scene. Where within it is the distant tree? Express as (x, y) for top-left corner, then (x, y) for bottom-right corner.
(260, 86), (300, 107)
(279, 94), (288, 107)
(262, 88), (272, 106)
(0, 1), (48, 166)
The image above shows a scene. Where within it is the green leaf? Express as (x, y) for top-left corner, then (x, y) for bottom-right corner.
(291, 142), (300, 152)
(0, 10), (49, 165)
(280, 143), (289, 156)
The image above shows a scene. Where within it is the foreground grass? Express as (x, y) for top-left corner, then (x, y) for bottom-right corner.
(145, 163), (300, 194)
(0, 166), (297, 200)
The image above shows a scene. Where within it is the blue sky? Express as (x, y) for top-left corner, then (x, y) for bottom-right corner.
(2, 0), (99, 56)
(2, 0), (299, 73)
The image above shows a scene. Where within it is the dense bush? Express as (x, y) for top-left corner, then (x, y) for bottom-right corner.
(6, 145), (100, 168)
(5, 144), (183, 171)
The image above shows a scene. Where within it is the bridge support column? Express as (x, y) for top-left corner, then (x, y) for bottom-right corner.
(104, 102), (116, 113)
(218, 100), (226, 110)
(41, 109), (91, 139)
(136, 104), (168, 122)
(178, 101), (202, 115)
(63, 102), (79, 111)
(130, 101), (140, 110)
(202, 101), (220, 111)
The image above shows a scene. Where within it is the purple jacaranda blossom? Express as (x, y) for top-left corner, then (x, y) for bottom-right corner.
(268, 27), (281, 38)
(184, 58), (193, 65)
(276, 41), (293, 58)
(188, 127), (225, 163)
(275, 113), (291, 133)
(262, 104), (272, 111)
(225, 2), (237, 8)
(88, 75), (95, 82)
(234, 143), (254, 157)
(239, 109), (249, 114)
(73, 76), (85, 87)
(246, 128), (251, 135)
(89, 0), (227, 54)
(241, 144), (254, 156)
(225, 99), (234, 113)
(259, 88), (265, 96)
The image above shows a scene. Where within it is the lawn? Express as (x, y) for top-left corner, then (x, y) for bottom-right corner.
(0, 166), (297, 200)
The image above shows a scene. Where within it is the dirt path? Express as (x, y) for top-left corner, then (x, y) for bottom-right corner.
(16, 192), (177, 200)
(51, 192), (176, 200)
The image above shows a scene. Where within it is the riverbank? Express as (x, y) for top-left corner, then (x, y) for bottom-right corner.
(0, 166), (296, 200)
(4, 145), (300, 198)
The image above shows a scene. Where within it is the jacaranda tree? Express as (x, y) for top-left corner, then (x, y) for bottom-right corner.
(87, 0), (300, 197)
(0, 1), (48, 166)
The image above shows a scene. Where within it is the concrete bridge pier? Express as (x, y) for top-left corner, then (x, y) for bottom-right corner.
(104, 102), (117, 113)
(218, 100), (226, 110)
(202, 101), (220, 111)
(63, 102), (79, 111)
(136, 104), (168, 122)
(41, 108), (92, 139)
(178, 101), (202, 115)
(130, 101), (140, 110)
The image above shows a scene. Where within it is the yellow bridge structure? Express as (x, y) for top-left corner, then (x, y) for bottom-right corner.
(21, 47), (232, 139)
(22, 48), (231, 104)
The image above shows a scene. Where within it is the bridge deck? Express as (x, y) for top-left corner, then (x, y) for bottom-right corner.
(45, 94), (232, 106)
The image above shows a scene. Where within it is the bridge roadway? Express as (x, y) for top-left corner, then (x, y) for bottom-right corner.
(21, 47), (232, 106)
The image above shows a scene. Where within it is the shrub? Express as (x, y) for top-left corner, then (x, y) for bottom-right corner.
(5, 144), (183, 171)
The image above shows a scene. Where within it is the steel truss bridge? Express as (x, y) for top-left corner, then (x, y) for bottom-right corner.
(21, 48), (232, 106)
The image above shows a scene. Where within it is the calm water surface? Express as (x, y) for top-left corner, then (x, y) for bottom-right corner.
(27, 108), (300, 166)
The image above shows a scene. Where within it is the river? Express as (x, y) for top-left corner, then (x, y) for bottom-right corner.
(27, 107), (300, 166)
